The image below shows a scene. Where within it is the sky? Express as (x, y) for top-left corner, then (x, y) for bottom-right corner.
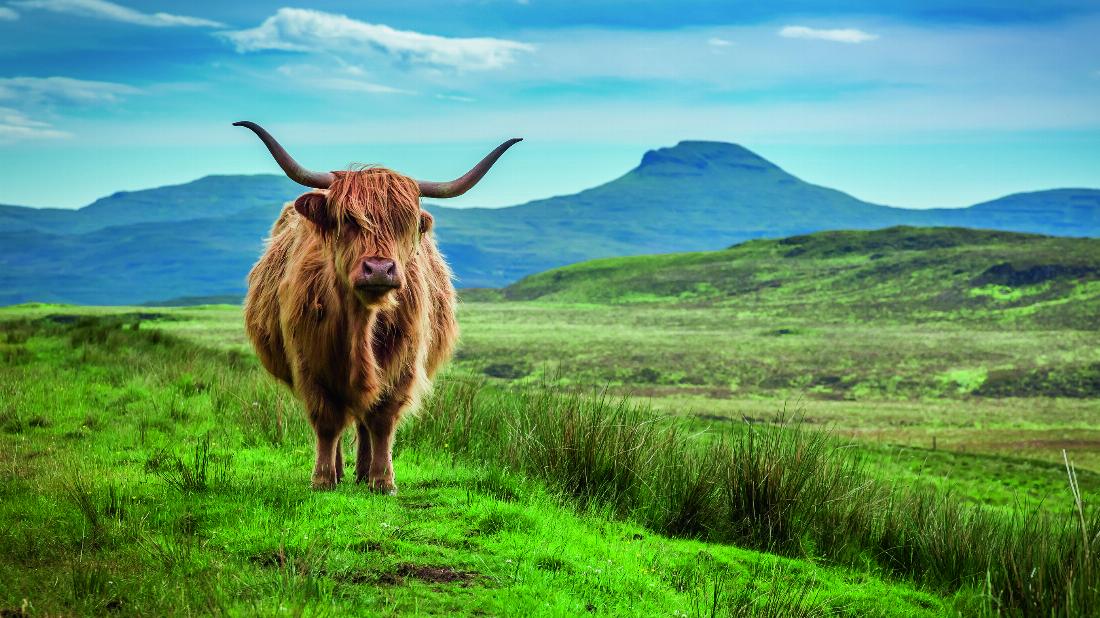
(0, 1), (1098, 210)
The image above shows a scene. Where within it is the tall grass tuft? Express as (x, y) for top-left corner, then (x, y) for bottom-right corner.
(405, 377), (1100, 616)
(151, 433), (234, 493)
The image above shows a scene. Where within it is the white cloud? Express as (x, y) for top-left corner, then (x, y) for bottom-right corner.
(779, 25), (879, 44)
(0, 7), (19, 20)
(435, 93), (475, 103)
(0, 76), (142, 104)
(13, 0), (223, 27)
(276, 64), (411, 94)
(223, 8), (534, 71)
(707, 37), (732, 47)
(0, 107), (70, 141)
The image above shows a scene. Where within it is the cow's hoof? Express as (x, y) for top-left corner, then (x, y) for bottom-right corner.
(368, 479), (397, 496)
(311, 475), (338, 490)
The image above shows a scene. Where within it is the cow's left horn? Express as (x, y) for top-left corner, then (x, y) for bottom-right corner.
(417, 138), (522, 199)
(233, 121), (335, 189)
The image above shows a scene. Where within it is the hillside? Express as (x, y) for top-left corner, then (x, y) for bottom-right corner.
(503, 226), (1100, 329)
(1, 142), (1098, 304)
(430, 143), (1098, 286)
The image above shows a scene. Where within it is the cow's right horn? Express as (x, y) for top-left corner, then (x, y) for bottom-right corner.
(234, 121), (335, 189)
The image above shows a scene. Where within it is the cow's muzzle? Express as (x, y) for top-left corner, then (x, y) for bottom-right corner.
(354, 257), (401, 294)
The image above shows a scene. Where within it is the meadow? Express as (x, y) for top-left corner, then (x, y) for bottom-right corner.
(1, 228), (1098, 616)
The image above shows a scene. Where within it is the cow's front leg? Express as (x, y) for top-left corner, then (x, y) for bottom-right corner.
(356, 401), (401, 494)
(354, 421), (372, 485)
(308, 398), (347, 490)
(334, 437), (345, 484)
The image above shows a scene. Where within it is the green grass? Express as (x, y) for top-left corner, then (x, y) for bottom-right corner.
(2, 312), (1098, 616)
(406, 379), (1098, 616)
(504, 227), (1100, 330)
(0, 315), (959, 617)
(3, 225), (1098, 616)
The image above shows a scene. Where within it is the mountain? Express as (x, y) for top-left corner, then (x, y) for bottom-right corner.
(0, 175), (302, 235)
(501, 226), (1100, 330)
(1, 141), (1097, 305)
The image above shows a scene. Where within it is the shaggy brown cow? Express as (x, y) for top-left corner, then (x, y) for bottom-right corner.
(235, 121), (520, 492)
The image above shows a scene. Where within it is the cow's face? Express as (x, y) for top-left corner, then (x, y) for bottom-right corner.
(294, 170), (432, 308)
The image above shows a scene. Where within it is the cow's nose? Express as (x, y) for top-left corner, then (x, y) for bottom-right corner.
(363, 257), (396, 278)
(359, 257), (400, 289)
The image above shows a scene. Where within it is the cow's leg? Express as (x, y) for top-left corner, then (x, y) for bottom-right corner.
(366, 411), (398, 494)
(311, 426), (339, 490)
(356, 398), (402, 494)
(354, 421), (372, 484)
(308, 396), (347, 490)
(334, 437), (345, 484)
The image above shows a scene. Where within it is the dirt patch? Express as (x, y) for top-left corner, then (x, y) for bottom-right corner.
(994, 439), (1100, 451)
(248, 548), (287, 568)
(381, 563), (480, 587)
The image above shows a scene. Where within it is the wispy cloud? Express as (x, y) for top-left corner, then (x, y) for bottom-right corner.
(13, 0), (223, 28)
(707, 37), (732, 47)
(223, 8), (534, 71)
(276, 64), (412, 95)
(0, 7), (19, 20)
(435, 93), (475, 103)
(0, 76), (142, 104)
(779, 25), (879, 44)
(0, 107), (70, 142)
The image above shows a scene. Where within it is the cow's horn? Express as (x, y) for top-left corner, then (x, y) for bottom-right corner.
(233, 121), (335, 189)
(417, 138), (522, 199)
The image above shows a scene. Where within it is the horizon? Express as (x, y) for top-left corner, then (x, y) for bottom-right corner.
(2, 1), (1099, 210)
(9, 138), (1100, 212)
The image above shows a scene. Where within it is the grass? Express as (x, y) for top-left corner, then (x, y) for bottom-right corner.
(406, 378), (1099, 616)
(0, 315), (957, 617)
(503, 228), (1100, 329)
(2, 225), (1097, 615)
(1, 314), (1096, 615)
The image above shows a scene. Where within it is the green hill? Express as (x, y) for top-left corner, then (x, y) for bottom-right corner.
(1, 141), (1097, 304)
(503, 226), (1100, 328)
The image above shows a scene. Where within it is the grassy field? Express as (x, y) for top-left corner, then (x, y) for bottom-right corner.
(1, 313), (964, 617)
(0, 304), (1096, 616)
(1, 228), (1097, 616)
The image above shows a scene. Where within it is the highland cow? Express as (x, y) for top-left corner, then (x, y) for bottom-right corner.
(235, 121), (520, 492)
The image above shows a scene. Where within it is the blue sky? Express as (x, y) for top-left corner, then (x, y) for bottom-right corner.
(1, 1), (1098, 210)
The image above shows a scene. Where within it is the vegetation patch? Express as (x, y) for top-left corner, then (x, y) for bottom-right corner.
(976, 363), (1100, 398)
(408, 378), (1100, 616)
(974, 262), (1098, 287)
(775, 226), (1042, 258)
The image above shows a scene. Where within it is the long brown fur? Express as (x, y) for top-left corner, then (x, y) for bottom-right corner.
(244, 168), (457, 491)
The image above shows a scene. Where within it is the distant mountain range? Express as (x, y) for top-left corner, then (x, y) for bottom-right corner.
(1, 141), (1097, 305)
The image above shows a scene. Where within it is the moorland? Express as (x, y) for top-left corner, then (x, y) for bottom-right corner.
(1, 226), (1097, 616)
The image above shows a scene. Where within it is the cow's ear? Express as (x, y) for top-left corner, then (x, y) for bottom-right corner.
(294, 193), (331, 229)
(419, 210), (434, 235)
